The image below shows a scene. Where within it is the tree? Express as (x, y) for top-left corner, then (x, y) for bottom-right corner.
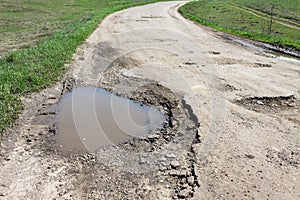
(268, 4), (275, 35)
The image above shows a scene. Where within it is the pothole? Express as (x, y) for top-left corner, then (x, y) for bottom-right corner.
(54, 86), (166, 154)
(39, 53), (201, 198)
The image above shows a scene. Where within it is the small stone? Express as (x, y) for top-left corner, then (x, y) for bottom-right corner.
(181, 184), (189, 189)
(187, 176), (195, 185)
(245, 154), (255, 159)
(256, 100), (264, 105)
(148, 134), (159, 139)
(139, 157), (147, 164)
(178, 188), (190, 198)
(169, 170), (179, 176)
(171, 119), (178, 127)
(179, 170), (186, 177)
(170, 161), (181, 168)
(43, 98), (58, 105)
(159, 156), (167, 162)
(160, 161), (167, 167)
(165, 153), (176, 159)
(143, 186), (152, 191)
(184, 61), (196, 65)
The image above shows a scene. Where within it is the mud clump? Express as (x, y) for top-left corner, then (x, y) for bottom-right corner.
(266, 147), (299, 167)
(254, 63), (272, 68)
(131, 83), (179, 128)
(236, 95), (299, 113)
(61, 77), (76, 96)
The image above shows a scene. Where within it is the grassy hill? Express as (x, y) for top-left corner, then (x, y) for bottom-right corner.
(237, 0), (299, 22)
(179, 0), (300, 51)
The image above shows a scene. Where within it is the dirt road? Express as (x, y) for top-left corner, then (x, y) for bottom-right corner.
(0, 1), (299, 199)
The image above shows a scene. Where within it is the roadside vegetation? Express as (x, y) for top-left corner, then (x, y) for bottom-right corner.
(179, 0), (300, 51)
(0, 0), (169, 133)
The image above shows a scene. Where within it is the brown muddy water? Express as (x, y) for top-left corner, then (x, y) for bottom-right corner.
(55, 87), (165, 154)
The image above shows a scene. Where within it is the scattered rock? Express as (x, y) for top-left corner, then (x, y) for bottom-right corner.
(254, 63), (272, 68)
(187, 176), (195, 185)
(171, 119), (178, 127)
(61, 77), (76, 96)
(139, 157), (148, 165)
(178, 170), (186, 177)
(143, 185), (152, 191)
(256, 100), (264, 105)
(245, 154), (255, 159)
(170, 161), (181, 168)
(183, 61), (196, 65)
(147, 134), (159, 140)
(165, 153), (176, 159)
(178, 188), (191, 198)
(235, 95), (299, 113)
(169, 170), (180, 176)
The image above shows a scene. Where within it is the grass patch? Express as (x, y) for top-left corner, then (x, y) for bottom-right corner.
(179, 0), (300, 51)
(0, 0), (170, 133)
(236, 0), (300, 22)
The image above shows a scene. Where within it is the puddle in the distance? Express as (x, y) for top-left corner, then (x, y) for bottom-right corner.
(232, 38), (300, 63)
(55, 87), (165, 154)
(266, 51), (300, 63)
(232, 38), (263, 51)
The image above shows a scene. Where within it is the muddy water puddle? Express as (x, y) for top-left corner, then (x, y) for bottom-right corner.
(266, 51), (300, 63)
(231, 38), (300, 63)
(55, 87), (165, 154)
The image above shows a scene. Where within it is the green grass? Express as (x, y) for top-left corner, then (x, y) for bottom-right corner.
(0, 0), (170, 133)
(236, 0), (300, 22)
(179, 0), (300, 51)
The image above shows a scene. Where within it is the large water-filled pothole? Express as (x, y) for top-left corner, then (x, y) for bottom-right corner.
(55, 87), (165, 154)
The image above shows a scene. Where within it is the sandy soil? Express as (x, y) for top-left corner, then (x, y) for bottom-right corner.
(0, 1), (299, 199)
